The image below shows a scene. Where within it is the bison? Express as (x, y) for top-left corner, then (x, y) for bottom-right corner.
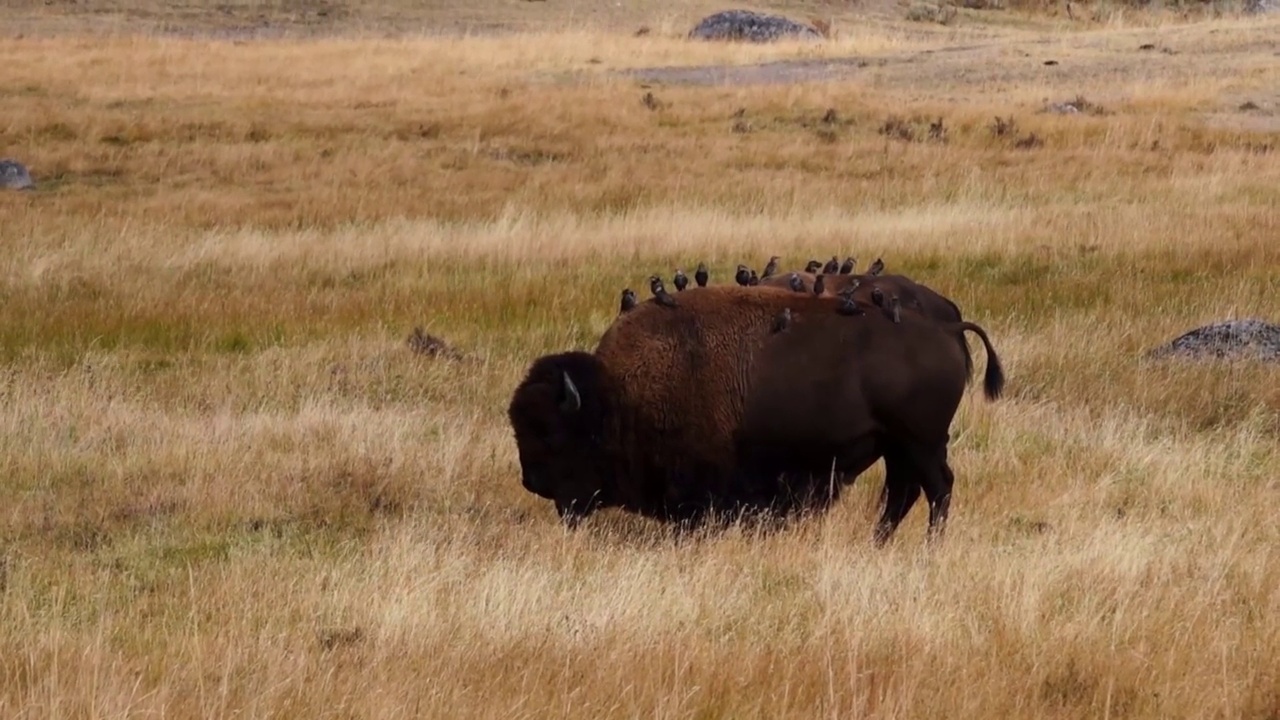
(507, 284), (1004, 544)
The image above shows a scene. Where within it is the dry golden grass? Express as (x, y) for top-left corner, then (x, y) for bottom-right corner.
(2, 11), (1280, 719)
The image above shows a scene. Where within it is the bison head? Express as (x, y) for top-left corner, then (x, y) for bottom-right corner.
(507, 351), (615, 527)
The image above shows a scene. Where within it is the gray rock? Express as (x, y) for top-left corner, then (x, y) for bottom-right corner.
(0, 159), (35, 190)
(906, 2), (958, 23)
(688, 10), (823, 43)
(1147, 318), (1280, 362)
(1243, 0), (1276, 13)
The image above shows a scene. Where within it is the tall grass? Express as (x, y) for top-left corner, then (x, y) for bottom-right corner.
(1, 16), (1279, 719)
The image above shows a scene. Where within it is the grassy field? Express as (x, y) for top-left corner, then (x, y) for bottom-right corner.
(2, 3), (1280, 718)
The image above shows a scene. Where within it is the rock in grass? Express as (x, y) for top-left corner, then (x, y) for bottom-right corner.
(688, 10), (823, 43)
(1, 159), (35, 190)
(1147, 318), (1280, 363)
(905, 2), (958, 24)
(406, 326), (470, 362)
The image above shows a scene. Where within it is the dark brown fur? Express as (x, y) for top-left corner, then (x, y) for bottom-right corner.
(508, 285), (1004, 543)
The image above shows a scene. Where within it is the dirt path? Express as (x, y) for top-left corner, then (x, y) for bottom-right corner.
(610, 21), (1280, 130)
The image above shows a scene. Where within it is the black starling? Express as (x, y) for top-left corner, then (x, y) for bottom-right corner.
(650, 275), (677, 307)
(889, 295), (902, 323)
(773, 308), (792, 333)
(673, 269), (689, 292)
(620, 288), (637, 313)
(870, 285), (885, 308)
(823, 256), (840, 275)
(804, 260), (822, 273)
(762, 256), (781, 278)
(787, 273), (805, 293)
(836, 294), (863, 316)
(695, 262), (709, 288)
(868, 257), (885, 276)
(839, 257), (856, 275)
(735, 264), (751, 286)
(813, 274), (825, 296)
(748, 270), (759, 286)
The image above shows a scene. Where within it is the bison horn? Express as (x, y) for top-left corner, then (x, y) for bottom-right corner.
(560, 371), (582, 413)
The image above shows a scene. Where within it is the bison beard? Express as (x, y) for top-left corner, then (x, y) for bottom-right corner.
(507, 286), (1004, 544)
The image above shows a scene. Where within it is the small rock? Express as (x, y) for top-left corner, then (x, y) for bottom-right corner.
(406, 327), (468, 361)
(0, 159), (35, 191)
(1040, 95), (1106, 116)
(1138, 43), (1156, 50)
(317, 626), (364, 651)
(905, 2), (958, 23)
(1239, 100), (1261, 111)
(688, 9), (824, 42)
(1147, 319), (1280, 363)
(1014, 133), (1043, 149)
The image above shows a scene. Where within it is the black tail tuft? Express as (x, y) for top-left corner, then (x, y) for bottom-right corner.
(958, 322), (1005, 401)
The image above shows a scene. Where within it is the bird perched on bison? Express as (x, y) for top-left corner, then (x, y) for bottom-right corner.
(640, 257), (974, 374)
(758, 270), (967, 347)
(757, 270), (967, 348)
(650, 275), (678, 307)
(762, 256), (781, 278)
(507, 285), (1004, 543)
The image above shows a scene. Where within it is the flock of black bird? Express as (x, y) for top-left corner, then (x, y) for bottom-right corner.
(619, 253), (898, 324)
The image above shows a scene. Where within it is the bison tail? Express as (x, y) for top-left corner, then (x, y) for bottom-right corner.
(957, 321), (1005, 401)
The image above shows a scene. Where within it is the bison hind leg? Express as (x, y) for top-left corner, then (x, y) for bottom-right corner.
(873, 444), (926, 546)
(874, 441), (955, 545)
(921, 449), (956, 542)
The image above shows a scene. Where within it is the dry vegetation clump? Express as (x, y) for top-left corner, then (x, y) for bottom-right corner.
(1, 12), (1279, 720)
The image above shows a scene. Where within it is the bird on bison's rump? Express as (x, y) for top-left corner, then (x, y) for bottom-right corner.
(754, 269), (972, 372)
(757, 269), (954, 310)
(506, 285), (1004, 544)
(646, 259), (972, 373)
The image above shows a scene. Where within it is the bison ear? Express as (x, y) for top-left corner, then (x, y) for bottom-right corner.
(559, 371), (582, 414)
